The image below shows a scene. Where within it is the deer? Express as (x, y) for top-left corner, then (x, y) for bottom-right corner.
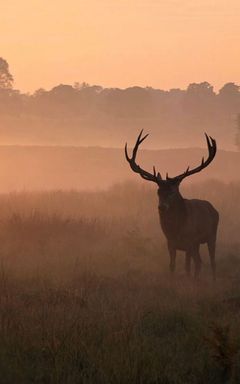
(125, 131), (219, 279)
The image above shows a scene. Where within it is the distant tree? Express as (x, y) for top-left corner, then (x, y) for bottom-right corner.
(183, 82), (216, 122)
(186, 81), (215, 98)
(218, 82), (240, 113)
(0, 57), (13, 89)
(73, 81), (90, 90)
(168, 88), (185, 105)
(33, 88), (46, 97)
(218, 82), (240, 98)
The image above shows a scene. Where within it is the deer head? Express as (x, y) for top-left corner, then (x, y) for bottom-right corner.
(125, 130), (217, 210)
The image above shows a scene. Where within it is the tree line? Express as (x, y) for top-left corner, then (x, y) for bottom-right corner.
(0, 57), (239, 148)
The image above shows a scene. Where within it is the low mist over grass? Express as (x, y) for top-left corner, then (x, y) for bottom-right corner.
(1, 180), (240, 383)
(0, 146), (239, 191)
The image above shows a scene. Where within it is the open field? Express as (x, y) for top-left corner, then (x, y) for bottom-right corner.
(0, 145), (239, 191)
(1, 180), (240, 383)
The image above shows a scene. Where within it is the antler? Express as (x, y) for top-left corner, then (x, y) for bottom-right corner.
(125, 130), (162, 184)
(168, 133), (217, 183)
(125, 131), (217, 185)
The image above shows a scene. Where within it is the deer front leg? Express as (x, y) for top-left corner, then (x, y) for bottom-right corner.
(192, 245), (202, 279)
(168, 243), (176, 274)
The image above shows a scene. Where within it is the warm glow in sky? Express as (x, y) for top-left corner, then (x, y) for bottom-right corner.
(1, 0), (240, 93)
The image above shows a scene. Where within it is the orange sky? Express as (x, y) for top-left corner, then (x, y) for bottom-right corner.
(1, 0), (239, 93)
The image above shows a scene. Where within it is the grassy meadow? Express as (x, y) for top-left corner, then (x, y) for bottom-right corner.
(0, 180), (240, 383)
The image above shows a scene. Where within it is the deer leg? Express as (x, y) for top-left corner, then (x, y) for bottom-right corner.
(207, 239), (216, 280)
(168, 243), (176, 273)
(192, 246), (201, 279)
(185, 252), (191, 276)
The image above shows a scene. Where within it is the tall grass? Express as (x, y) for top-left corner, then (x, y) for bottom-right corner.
(0, 180), (240, 383)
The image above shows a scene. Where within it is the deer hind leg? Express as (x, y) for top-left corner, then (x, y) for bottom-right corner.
(191, 245), (201, 279)
(207, 238), (216, 280)
(168, 243), (176, 274)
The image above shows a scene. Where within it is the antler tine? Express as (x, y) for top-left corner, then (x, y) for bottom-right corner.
(205, 133), (216, 155)
(185, 166), (190, 174)
(125, 130), (147, 164)
(124, 143), (130, 162)
(138, 129), (149, 144)
(168, 133), (217, 183)
(206, 134), (217, 160)
(157, 172), (162, 181)
(132, 130), (149, 159)
(205, 132), (211, 148)
(153, 166), (156, 177)
(125, 130), (161, 185)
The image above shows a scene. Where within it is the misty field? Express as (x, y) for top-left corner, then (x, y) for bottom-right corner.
(1, 180), (240, 384)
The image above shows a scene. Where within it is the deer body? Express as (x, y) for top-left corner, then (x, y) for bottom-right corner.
(125, 131), (219, 279)
(159, 196), (219, 250)
(159, 194), (219, 278)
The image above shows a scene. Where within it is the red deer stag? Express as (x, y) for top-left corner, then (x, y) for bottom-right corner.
(125, 131), (219, 279)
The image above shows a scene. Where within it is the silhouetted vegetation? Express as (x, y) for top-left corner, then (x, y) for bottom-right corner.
(2, 80), (239, 122)
(0, 57), (13, 89)
(0, 181), (240, 383)
(0, 59), (239, 147)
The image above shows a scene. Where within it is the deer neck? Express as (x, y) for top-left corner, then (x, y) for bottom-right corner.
(159, 192), (186, 237)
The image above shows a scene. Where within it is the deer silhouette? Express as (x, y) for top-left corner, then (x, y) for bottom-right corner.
(125, 131), (219, 279)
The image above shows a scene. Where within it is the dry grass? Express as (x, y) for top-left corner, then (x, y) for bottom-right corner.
(0, 180), (240, 383)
